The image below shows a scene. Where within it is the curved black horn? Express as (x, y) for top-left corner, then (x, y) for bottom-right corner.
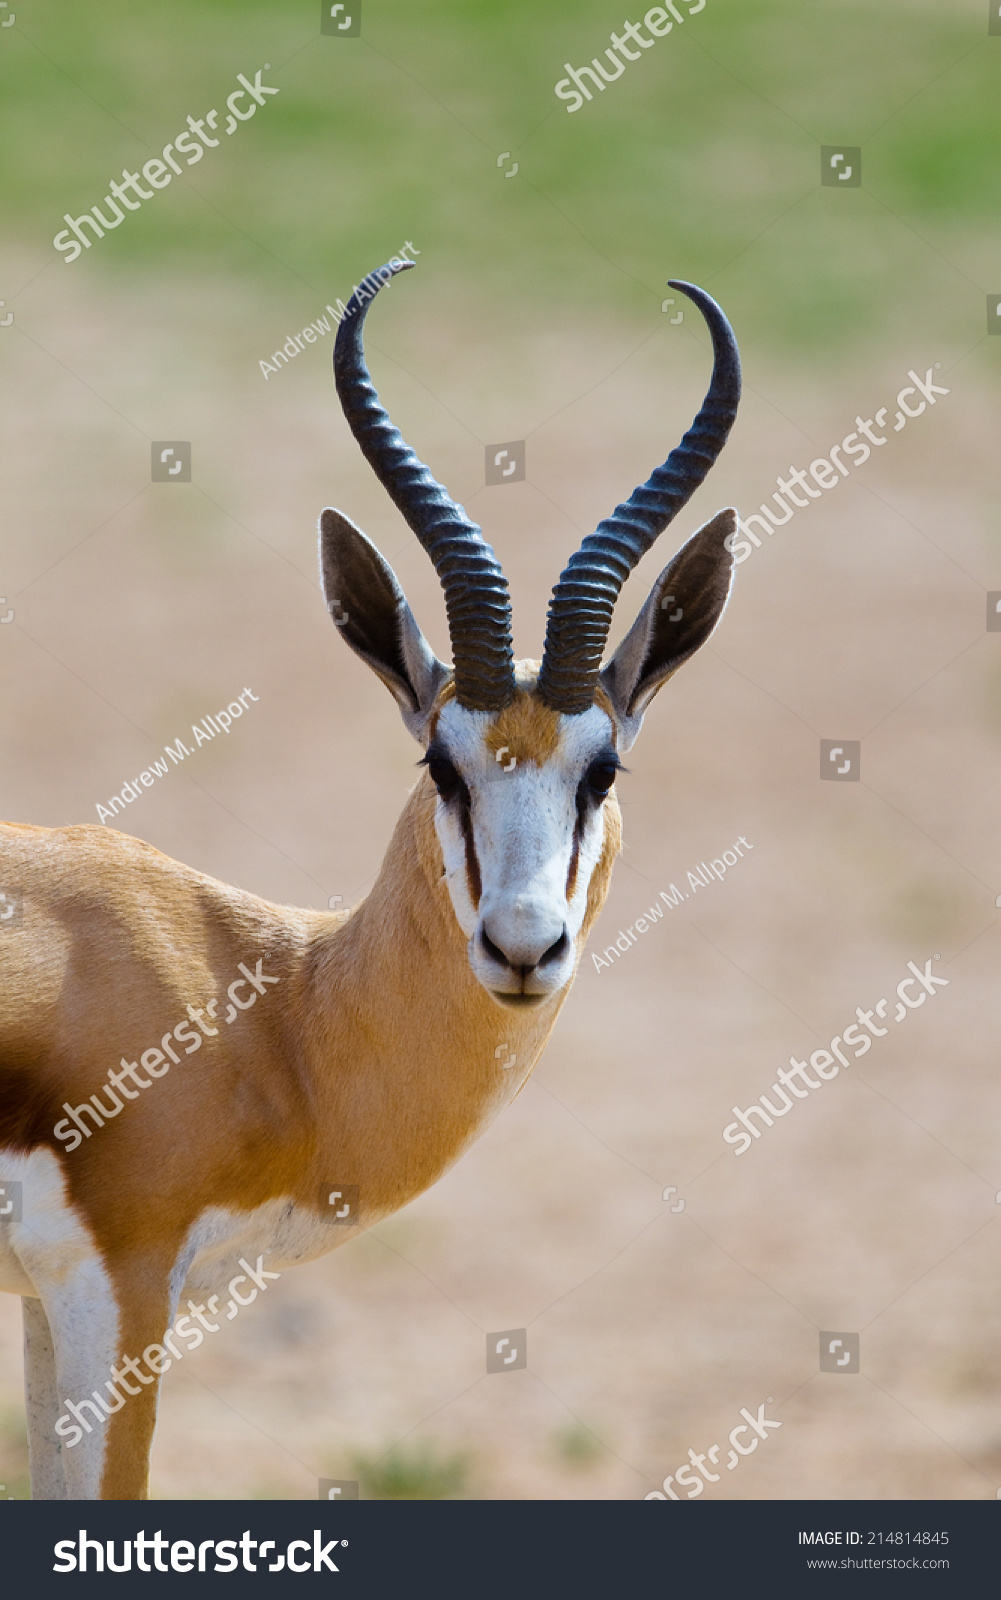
(537, 281), (741, 715)
(333, 259), (515, 712)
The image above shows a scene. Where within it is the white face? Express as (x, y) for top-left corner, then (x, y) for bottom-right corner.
(426, 694), (619, 1010)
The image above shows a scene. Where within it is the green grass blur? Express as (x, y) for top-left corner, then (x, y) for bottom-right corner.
(1, 0), (998, 356)
(353, 1440), (470, 1499)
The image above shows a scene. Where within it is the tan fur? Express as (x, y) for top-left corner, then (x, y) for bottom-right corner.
(0, 702), (621, 1497)
(485, 689), (562, 766)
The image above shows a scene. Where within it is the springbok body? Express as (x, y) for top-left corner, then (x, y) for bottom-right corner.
(0, 260), (741, 1498)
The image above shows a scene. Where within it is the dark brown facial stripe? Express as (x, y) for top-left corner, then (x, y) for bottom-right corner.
(566, 786), (590, 902)
(460, 804), (482, 909)
(565, 823), (581, 903)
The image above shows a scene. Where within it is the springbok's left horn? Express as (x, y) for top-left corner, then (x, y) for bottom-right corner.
(537, 281), (741, 715)
(334, 260), (516, 713)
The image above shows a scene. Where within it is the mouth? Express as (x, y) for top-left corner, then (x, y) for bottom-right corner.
(489, 991), (550, 1011)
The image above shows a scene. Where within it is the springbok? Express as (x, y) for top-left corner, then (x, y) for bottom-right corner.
(0, 259), (740, 1500)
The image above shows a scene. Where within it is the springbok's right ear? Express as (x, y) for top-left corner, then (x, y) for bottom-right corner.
(319, 508), (451, 740)
(598, 507), (735, 752)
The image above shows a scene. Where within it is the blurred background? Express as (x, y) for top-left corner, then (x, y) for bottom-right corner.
(1, 0), (1000, 1499)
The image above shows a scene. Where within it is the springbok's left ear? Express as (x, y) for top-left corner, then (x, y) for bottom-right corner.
(598, 507), (735, 751)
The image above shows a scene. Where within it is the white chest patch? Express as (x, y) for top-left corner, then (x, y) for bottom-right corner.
(0, 1149), (368, 1311)
(174, 1195), (360, 1304)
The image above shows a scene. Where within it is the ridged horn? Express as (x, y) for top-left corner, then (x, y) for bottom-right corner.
(333, 259), (515, 712)
(537, 281), (741, 715)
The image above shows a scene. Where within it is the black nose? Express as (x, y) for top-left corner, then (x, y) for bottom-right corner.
(479, 926), (569, 975)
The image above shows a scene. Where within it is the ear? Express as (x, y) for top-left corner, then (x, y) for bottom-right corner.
(598, 507), (735, 751)
(319, 508), (451, 741)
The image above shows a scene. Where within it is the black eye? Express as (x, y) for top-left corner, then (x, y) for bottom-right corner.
(426, 753), (462, 802)
(586, 760), (620, 798)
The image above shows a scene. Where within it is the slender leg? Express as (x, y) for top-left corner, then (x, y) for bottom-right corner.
(10, 1150), (174, 1499)
(47, 1275), (178, 1501)
(22, 1295), (67, 1500)
(36, 1272), (122, 1501)
(90, 1278), (174, 1501)
(20, 1253), (162, 1498)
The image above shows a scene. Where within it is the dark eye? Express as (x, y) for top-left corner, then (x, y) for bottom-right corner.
(586, 760), (619, 798)
(426, 753), (462, 802)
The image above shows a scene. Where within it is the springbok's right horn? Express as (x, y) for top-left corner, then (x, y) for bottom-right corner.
(334, 260), (516, 714)
(536, 282), (741, 715)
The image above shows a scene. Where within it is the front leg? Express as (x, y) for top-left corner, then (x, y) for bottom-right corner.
(10, 1152), (177, 1500)
(59, 1276), (174, 1501)
(23, 1260), (172, 1499)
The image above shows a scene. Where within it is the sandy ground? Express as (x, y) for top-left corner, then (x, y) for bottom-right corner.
(0, 264), (999, 1499)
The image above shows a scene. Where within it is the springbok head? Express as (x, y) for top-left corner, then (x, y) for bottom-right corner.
(321, 260), (741, 1010)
